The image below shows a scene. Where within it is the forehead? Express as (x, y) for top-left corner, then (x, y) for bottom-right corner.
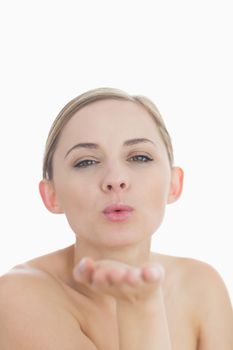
(57, 99), (163, 150)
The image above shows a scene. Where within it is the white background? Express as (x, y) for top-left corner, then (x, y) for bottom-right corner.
(0, 1), (232, 303)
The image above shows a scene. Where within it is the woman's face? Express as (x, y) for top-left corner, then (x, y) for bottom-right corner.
(49, 99), (181, 248)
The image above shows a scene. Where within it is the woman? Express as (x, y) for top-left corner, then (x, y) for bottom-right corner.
(0, 88), (232, 349)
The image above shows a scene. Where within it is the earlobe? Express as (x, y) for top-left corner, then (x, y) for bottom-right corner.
(39, 180), (64, 214)
(167, 167), (184, 204)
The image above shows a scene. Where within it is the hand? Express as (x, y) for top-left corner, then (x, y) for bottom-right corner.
(73, 257), (165, 303)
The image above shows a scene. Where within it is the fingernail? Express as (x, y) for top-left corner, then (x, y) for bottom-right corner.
(132, 268), (141, 277)
(148, 268), (159, 279)
(149, 265), (164, 279)
(73, 258), (87, 278)
(78, 258), (87, 272)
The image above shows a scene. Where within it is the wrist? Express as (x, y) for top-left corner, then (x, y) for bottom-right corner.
(116, 287), (164, 314)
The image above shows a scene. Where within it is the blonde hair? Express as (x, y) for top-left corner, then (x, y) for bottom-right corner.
(43, 87), (174, 180)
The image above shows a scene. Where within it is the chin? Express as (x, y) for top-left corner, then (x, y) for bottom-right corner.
(93, 226), (152, 248)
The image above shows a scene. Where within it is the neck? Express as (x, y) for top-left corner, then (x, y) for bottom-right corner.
(73, 236), (153, 267)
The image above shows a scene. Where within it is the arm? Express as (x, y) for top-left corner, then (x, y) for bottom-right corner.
(0, 271), (97, 350)
(196, 264), (233, 349)
(74, 257), (172, 350)
(117, 288), (171, 350)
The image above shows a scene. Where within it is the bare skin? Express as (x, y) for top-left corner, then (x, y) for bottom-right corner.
(1, 99), (232, 349)
(1, 245), (232, 349)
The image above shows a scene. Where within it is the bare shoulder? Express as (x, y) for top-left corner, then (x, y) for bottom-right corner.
(0, 265), (97, 350)
(0, 263), (68, 306)
(184, 257), (233, 349)
(155, 252), (232, 297)
(158, 253), (233, 349)
(172, 255), (232, 306)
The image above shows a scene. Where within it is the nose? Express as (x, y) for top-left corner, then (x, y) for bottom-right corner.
(103, 181), (127, 193)
(101, 170), (130, 193)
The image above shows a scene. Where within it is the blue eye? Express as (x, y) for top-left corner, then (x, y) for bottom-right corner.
(129, 155), (153, 163)
(74, 159), (99, 168)
(74, 155), (153, 169)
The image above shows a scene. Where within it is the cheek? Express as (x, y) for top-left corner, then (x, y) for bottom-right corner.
(57, 185), (93, 234)
(62, 189), (88, 213)
(53, 178), (86, 212)
(146, 175), (170, 206)
(142, 178), (170, 232)
(55, 180), (99, 225)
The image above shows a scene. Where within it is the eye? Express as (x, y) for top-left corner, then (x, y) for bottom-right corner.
(74, 159), (100, 168)
(129, 155), (153, 163)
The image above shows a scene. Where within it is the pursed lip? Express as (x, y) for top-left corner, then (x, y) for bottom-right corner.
(102, 204), (134, 214)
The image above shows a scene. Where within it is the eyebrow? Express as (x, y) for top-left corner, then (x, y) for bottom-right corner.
(64, 138), (156, 159)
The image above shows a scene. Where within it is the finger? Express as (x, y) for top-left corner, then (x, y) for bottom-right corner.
(92, 268), (110, 288)
(141, 264), (165, 283)
(73, 257), (95, 284)
(107, 268), (127, 285)
(124, 268), (142, 285)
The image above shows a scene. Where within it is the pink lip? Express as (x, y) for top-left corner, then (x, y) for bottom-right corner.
(102, 204), (134, 222)
(103, 204), (134, 214)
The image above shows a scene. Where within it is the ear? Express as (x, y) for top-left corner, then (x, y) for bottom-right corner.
(167, 167), (184, 204)
(39, 180), (64, 214)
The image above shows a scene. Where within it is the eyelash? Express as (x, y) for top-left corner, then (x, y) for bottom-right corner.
(74, 155), (153, 168)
